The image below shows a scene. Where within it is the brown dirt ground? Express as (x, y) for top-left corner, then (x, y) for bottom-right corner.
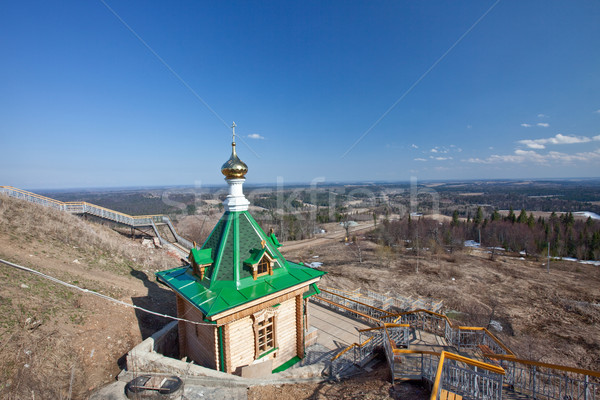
(281, 236), (600, 371)
(249, 355), (430, 400)
(0, 196), (180, 399)
(1, 195), (598, 399)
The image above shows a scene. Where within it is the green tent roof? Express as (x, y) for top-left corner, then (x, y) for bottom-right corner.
(156, 210), (325, 318)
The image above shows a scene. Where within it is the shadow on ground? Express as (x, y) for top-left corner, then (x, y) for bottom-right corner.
(130, 268), (177, 339)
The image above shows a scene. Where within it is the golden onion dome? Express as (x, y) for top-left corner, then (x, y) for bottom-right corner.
(221, 142), (248, 179)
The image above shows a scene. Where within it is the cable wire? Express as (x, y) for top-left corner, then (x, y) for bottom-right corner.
(0, 258), (222, 327)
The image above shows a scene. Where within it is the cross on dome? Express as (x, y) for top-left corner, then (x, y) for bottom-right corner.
(231, 121), (237, 144)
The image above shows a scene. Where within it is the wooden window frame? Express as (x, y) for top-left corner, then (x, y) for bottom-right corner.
(252, 253), (274, 280)
(252, 308), (278, 359)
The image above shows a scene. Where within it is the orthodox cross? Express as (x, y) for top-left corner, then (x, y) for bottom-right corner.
(231, 121), (237, 144)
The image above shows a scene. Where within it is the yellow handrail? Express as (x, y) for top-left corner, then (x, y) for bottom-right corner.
(314, 296), (382, 323)
(430, 351), (506, 400)
(458, 326), (515, 356)
(358, 323), (409, 332)
(391, 309), (515, 356)
(320, 288), (397, 316)
(331, 336), (374, 362)
(481, 353), (600, 378)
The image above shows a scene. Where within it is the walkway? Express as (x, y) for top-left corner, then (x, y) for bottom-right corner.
(0, 185), (192, 256)
(309, 302), (372, 352)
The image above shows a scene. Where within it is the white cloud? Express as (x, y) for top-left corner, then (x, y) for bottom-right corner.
(414, 158), (427, 162)
(247, 133), (264, 140)
(521, 123), (533, 128)
(430, 146), (451, 154)
(518, 133), (596, 149)
(537, 122), (550, 128)
(537, 113), (548, 118)
(464, 148), (600, 165)
(431, 156), (453, 161)
(411, 144), (419, 149)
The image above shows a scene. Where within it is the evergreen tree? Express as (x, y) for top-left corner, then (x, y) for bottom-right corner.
(491, 209), (501, 221)
(474, 206), (483, 225)
(527, 213), (535, 228)
(451, 210), (459, 227)
(518, 208), (527, 224)
(507, 206), (516, 223)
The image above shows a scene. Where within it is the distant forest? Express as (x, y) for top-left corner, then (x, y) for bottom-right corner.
(375, 207), (600, 261)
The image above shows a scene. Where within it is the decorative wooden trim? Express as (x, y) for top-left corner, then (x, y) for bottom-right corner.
(304, 298), (309, 332)
(176, 295), (187, 357)
(252, 307), (279, 359)
(222, 323), (232, 373)
(295, 294), (304, 358)
(210, 278), (319, 322)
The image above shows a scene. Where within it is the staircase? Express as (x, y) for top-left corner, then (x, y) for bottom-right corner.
(0, 186), (192, 256)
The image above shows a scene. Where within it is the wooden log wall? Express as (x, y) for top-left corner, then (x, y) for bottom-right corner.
(226, 315), (255, 373)
(177, 294), (218, 369)
(273, 297), (297, 369)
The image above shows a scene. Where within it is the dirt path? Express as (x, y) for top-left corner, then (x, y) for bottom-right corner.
(280, 222), (375, 252)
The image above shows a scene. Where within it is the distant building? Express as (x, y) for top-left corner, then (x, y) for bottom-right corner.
(156, 128), (324, 375)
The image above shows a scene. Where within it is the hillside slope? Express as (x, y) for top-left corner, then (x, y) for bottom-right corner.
(0, 195), (181, 399)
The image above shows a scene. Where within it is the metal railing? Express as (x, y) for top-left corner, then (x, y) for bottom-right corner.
(316, 288), (397, 322)
(0, 186), (192, 250)
(386, 309), (514, 357)
(457, 327), (512, 356)
(430, 351), (505, 400)
(488, 354), (600, 400)
(329, 323), (409, 378)
(322, 286), (443, 314)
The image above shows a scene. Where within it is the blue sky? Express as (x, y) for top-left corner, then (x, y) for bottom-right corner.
(1, 1), (599, 189)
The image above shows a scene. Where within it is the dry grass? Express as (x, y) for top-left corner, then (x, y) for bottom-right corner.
(0, 195), (174, 273)
(0, 195), (180, 398)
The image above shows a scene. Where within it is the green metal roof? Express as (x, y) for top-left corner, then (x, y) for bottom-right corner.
(244, 247), (268, 266)
(268, 233), (282, 248)
(156, 210), (325, 318)
(303, 283), (321, 299)
(190, 248), (213, 265)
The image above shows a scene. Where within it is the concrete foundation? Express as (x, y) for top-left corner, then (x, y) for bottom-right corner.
(125, 321), (327, 383)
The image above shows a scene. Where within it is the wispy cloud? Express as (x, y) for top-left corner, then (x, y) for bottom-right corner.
(414, 158), (427, 162)
(430, 146), (451, 154)
(537, 113), (548, 118)
(518, 133), (598, 149)
(537, 122), (550, 128)
(465, 148), (600, 165)
(595, 109), (600, 114)
(431, 156), (453, 161)
(247, 133), (265, 140)
(521, 123), (533, 128)
(411, 144), (419, 149)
